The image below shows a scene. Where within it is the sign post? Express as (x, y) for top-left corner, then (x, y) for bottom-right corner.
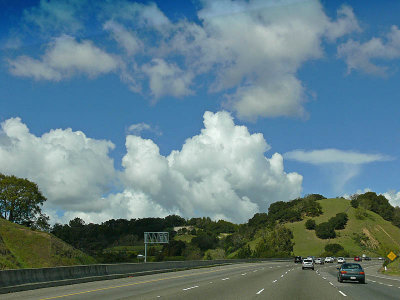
(144, 232), (169, 263)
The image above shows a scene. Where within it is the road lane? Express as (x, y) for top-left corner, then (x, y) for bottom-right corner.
(317, 260), (400, 300)
(2, 260), (398, 299)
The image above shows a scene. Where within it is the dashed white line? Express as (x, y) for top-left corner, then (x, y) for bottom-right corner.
(387, 284), (393, 287)
(339, 291), (347, 297)
(329, 282), (334, 286)
(322, 277), (327, 280)
(281, 275), (284, 278)
(253, 270), (258, 273)
(256, 288), (265, 295)
(241, 273), (247, 276)
(182, 285), (199, 291)
(222, 278), (230, 281)
(273, 280), (277, 283)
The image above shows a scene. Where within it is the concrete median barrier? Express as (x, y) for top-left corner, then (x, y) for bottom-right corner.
(0, 258), (291, 294)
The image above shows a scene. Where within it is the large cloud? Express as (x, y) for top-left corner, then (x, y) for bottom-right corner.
(121, 111), (302, 223)
(0, 118), (116, 214)
(8, 0), (360, 120)
(0, 112), (302, 224)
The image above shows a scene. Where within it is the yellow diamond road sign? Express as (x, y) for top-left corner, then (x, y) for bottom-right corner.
(387, 251), (397, 261)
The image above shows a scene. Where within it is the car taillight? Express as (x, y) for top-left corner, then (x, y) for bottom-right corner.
(359, 272), (365, 275)
(340, 271), (347, 274)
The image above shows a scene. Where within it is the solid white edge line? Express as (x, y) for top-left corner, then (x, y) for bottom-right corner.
(273, 280), (277, 283)
(339, 291), (347, 297)
(256, 288), (265, 295)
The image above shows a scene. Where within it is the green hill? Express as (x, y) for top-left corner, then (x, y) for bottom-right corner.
(285, 198), (400, 257)
(0, 218), (96, 270)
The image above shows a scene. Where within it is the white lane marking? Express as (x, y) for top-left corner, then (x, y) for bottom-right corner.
(370, 280), (376, 283)
(339, 291), (347, 297)
(210, 282), (213, 283)
(253, 270), (258, 272)
(387, 284), (393, 287)
(222, 278), (230, 281)
(323, 277), (327, 280)
(329, 282), (334, 286)
(270, 267), (273, 269)
(367, 274), (400, 281)
(157, 296), (161, 298)
(285, 271), (288, 274)
(281, 275), (284, 278)
(241, 273), (247, 275)
(183, 285), (199, 291)
(273, 280), (277, 283)
(256, 288), (265, 295)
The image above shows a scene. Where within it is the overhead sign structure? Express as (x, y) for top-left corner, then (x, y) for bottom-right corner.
(144, 232), (169, 263)
(387, 251), (397, 261)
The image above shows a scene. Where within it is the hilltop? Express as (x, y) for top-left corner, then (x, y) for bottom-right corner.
(0, 218), (95, 270)
(285, 198), (400, 257)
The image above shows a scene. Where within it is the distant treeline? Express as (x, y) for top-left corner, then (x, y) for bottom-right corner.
(51, 194), (327, 262)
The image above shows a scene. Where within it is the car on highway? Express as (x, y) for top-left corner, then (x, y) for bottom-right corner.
(337, 257), (345, 264)
(364, 256), (371, 261)
(354, 256), (362, 262)
(314, 258), (324, 264)
(337, 263), (365, 283)
(302, 258), (314, 270)
(324, 257), (334, 263)
(294, 256), (302, 263)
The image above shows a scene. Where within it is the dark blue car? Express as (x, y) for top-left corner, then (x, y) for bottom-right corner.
(337, 263), (365, 283)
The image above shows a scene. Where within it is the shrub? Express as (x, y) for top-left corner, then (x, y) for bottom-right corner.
(329, 213), (348, 230)
(305, 219), (316, 230)
(315, 222), (336, 239)
(351, 198), (359, 208)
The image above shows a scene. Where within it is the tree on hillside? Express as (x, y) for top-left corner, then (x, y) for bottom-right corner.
(305, 219), (316, 230)
(0, 173), (49, 230)
(356, 192), (394, 221)
(315, 222), (336, 239)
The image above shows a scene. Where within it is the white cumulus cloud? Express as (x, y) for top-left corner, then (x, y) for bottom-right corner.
(121, 111), (302, 223)
(0, 118), (116, 214)
(8, 35), (119, 81)
(8, 0), (361, 120)
(0, 112), (302, 224)
(383, 190), (400, 208)
(338, 25), (400, 75)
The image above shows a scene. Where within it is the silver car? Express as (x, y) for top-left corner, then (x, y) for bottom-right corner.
(302, 258), (314, 270)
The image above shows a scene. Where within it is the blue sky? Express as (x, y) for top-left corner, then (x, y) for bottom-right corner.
(0, 0), (399, 224)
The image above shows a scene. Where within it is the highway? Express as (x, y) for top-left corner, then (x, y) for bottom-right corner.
(3, 260), (399, 299)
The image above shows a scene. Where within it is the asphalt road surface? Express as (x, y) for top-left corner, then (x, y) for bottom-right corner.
(3, 260), (399, 299)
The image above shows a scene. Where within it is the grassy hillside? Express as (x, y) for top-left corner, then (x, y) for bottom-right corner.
(285, 198), (400, 257)
(0, 218), (96, 270)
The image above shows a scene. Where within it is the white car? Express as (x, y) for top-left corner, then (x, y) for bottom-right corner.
(302, 258), (314, 270)
(314, 258), (324, 264)
(337, 257), (345, 263)
(324, 257), (334, 263)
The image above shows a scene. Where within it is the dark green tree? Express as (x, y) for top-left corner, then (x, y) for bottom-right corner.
(315, 222), (336, 239)
(0, 173), (49, 230)
(305, 219), (316, 230)
(328, 213), (348, 230)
